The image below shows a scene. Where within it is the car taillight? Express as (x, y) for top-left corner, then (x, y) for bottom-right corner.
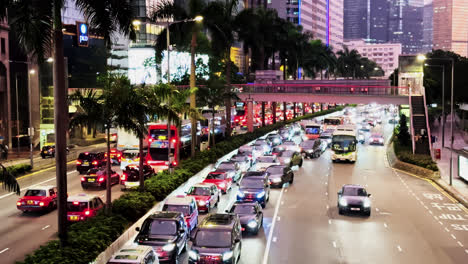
(117, 154), (121, 157)
(84, 210), (90, 216)
(81, 177), (85, 182)
(39, 202), (45, 206)
(148, 138), (154, 143)
(98, 177), (105, 182)
(104, 153), (108, 157)
(76, 160), (82, 165)
(172, 161), (177, 166)
(92, 161), (98, 165)
(172, 138), (176, 143)
(73, 201), (79, 205)
(135, 157), (140, 162)
(120, 173), (127, 181)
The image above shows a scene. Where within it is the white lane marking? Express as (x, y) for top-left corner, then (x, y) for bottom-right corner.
(445, 227), (450, 232)
(384, 223), (388, 228)
(0, 176), (56, 199)
(424, 205), (428, 209)
(326, 205), (329, 210)
(332, 241), (337, 248)
(285, 189), (288, 193)
(100, 195), (105, 198)
(397, 245), (403, 252)
(325, 192), (328, 196)
(262, 187), (285, 264)
(277, 217), (280, 222)
(457, 241), (463, 247)
(281, 201), (284, 205)
(438, 221), (443, 226)
(42, 225), (50, 230)
(67, 170), (77, 175)
(328, 220), (332, 225)
(272, 237), (277, 242)
(325, 182), (328, 185)
(465, 249), (468, 255)
(0, 248), (9, 254)
(429, 210), (433, 215)
(376, 208), (380, 212)
(451, 234), (457, 240)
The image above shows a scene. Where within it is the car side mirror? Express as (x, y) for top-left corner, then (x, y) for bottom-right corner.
(135, 227), (140, 232)
(367, 194), (371, 197)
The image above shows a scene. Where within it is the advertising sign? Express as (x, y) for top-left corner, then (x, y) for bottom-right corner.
(76, 22), (89, 47)
(459, 155), (468, 181)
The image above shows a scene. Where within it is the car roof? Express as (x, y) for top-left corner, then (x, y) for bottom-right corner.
(245, 171), (268, 176)
(266, 165), (287, 170)
(199, 213), (237, 229)
(233, 201), (259, 207)
(209, 171), (228, 175)
(148, 211), (183, 220)
(110, 245), (153, 263)
(26, 185), (56, 191)
(165, 195), (195, 205)
(342, 184), (365, 189)
(192, 182), (216, 188)
(67, 193), (95, 202)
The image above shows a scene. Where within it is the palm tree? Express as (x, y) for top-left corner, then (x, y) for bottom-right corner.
(69, 89), (104, 138)
(0, 163), (20, 195)
(2, 0), (135, 246)
(337, 46), (362, 79)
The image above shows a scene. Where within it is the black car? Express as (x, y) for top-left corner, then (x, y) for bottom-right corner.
(226, 201), (263, 235)
(236, 174), (270, 208)
(41, 145), (69, 159)
(120, 164), (155, 190)
(300, 139), (326, 158)
(135, 211), (189, 264)
(265, 165), (294, 187)
(189, 213), (242, 264)
(76, 152), (106, 174)
(80, 168), (120, 189)
(337, 184), (372, 216)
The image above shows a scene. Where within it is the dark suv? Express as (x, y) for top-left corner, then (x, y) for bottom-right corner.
(76, 152), (106, 174)
(120, 164), (155, 190)
(135, 211), (189, 264)
(236, 173), (270, 208)
(189, 213), (242, 264)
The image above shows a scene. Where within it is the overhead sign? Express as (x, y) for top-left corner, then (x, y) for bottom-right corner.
(76, 22), (89, 47)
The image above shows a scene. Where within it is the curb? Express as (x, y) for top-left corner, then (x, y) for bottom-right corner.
(432, 178), (468, 211)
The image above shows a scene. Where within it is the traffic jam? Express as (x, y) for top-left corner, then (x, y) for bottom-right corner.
(17, 104), (405, 263)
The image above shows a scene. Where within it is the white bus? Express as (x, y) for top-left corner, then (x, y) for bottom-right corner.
(331, 125), (357, 163)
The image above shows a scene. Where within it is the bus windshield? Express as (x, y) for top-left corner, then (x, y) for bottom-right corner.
(324, 118), (342, 125)
(150, 129), (176, 139)
(332, 135), (357, 153)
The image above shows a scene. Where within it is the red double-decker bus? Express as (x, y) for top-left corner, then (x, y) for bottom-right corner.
(146, 123), (179, 171)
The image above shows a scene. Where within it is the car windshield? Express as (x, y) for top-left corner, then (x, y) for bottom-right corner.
(67, 201), (88, 212)
(272, 147), (285, 153)
(343, 187), (367, 196)
(207, 173), (227, 180)
(78, 153), (95, 160)
(188, 187), (211, 196)
(149, 220), (177, 236)
(371, 134), (383, 138)
(324, 118), (341, 125)
(149, 129), (176, 139)
(332, 135), (356, 152)
(194, 230), (232, 248)
(245, 172), (265, 177)
(231, 156), (245, 162)
(305, 127), (320, 134)
(241, 179), (265, 188)
(162, 205), (190, 216)
(257, 156), (275, 163)
(278, 151), (294, 158)
(149, 148), (174, 161)
(122, 152), (138, 159)
(266, 167), (283, 174)
(233, 204), (255, 214)
(24, 189), (46, 197)
(218, 163), (235, 170)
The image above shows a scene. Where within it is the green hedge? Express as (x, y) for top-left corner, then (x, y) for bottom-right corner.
(5, 163), (32, 177)
(393, 134), (439, 171)
(19, 106), (344, 264)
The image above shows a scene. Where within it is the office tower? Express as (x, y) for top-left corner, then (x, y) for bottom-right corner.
(433, 0), (468, 57)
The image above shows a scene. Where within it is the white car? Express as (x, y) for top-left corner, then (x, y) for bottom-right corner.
(119, 149), (141, 170)
(229, 154), (251, 173)
(253, 155), (280, 171)
(108, 245), (158, 264)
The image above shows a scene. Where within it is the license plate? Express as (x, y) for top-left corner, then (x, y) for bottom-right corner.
(350, 208), (360, 211)
(88, 178), (95, 182)
(126, 182), (138, 186)
(43, 151), (47, 154)
(83, 162), (89, 166)
(27, 200), (34, 205)
(69, 215), (79, 221)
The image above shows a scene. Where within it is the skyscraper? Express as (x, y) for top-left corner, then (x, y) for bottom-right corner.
(433, 0), (468, 57)
(389, 0), (424, 54)
(422, 0), (433, 52)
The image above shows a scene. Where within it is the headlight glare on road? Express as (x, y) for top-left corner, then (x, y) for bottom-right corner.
(339, 198), (348, 207)
(237, 190), (245, 198)
(188, 250), (199, 260)
(363, 198), (371, 208)
(162, 243), (175, 251)
(256, 191), (266, 199)
(198, 200), (206, 206)
(247, 220), (258, 228)
(222, 251), (233, 261)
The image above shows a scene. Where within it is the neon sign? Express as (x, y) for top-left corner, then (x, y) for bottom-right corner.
(76, 22), (89, 47)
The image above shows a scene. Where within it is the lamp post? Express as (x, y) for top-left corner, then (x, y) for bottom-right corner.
(423, 64), (445, 147)
(418, 55), (455, 185)
(28, 69), (35, 168)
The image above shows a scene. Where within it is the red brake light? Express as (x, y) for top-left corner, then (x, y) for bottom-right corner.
(98, 177), (105, 182)
(120, 173), (127, 181)
(84, 210), (90, 216)
(81, 177), (85, 182)
(172, 161), (177, 166)
(117, 154), (121, 157)
(148, 138), (154, 143)
(85, 152), (89, 155)
(92, 161), (98, 165)
(172, 138), (176, 143)
(76, 160), (82, 165)
(73, 201), (79, 205)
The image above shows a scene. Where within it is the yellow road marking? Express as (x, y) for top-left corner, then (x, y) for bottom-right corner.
(1, 160), (77, 184)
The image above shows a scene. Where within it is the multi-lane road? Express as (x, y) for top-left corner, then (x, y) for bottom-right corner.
(1, 112), (468, 263)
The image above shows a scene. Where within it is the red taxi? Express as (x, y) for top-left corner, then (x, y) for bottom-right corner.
(162, 195), (199, 232)
(105, 148), (122, 165)
(203, 171), (233, 194)
(17, 185), (57, 213)
(186, 183), (220, 213)
(67, 194), (104, 222)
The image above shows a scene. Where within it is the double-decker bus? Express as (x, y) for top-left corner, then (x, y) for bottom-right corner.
(323, 116), (344, 131)
(331, 125), (357, 163)
(303, 122), (322, 140)
(146, 123), (179, 171)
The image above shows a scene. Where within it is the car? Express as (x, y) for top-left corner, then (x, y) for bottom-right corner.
(215, 161), (242, 182)
(81, 168), (120, 189)
(186, 183), (221, 213)
(203, 171), (233, 194)
(237, 145), (259, 164)
(279, 129), (291, 140)
(271, 145), (287, 156)
(337, 184), (372, 216)
(243, 171), (269, 179)
(16, 185), (57, 213)
(277, 150), (303, 168)
(40, 145), (69, 159)
(253, 141), (271, 154)
(76, 152), (106, 174)
(188, 213), (242, 264)
(120, 149), (144, 170)
(226, 201), (263, 235)
(265, 165), (294, 187)
(107, 245), (159, 264)
(162, 195), (199, 232)
(229, 154), (251, 172)
(357, 132), (366, 144)
(67, 194), (104, 222)
(266, 134), (282, 146)
(105, 148), (123, 165)
(388, 118), (398, 124)
(369, 133), (385, 145)
(120, 164), (155, 190)
(135, 211), (189, 264)
(300, 139), (326, 158)
(319, 132), (333, 148)
(376, 118), (382, 124)
(283, 140), (301, 150)
(254, 155), (279, 171)
(237, 174), (270, 208)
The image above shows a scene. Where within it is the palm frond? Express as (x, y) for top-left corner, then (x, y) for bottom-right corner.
(0, 163), (20, 195)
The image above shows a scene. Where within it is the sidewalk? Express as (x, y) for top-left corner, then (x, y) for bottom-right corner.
(430, 116), (468, 206)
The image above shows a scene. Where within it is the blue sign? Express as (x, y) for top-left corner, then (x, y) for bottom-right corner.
(77, 22), (89, 47)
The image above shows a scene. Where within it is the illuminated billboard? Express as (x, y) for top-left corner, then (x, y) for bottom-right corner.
(459, 155), (468, 181)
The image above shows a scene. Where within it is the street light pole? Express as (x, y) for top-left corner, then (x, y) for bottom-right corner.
(15, 74), (20, 154)
(28, 69), (35, 168)
(449, 58), (454, 186)
(424, 64), (445, 147)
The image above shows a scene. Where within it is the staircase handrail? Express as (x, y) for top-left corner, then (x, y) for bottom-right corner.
(422, 90), (433, 157)
(409, 94), (416, 154)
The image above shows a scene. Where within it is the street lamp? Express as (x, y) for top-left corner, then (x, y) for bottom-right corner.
(420, 55), (455, 185)
(28, 69), (35, 168)
(423, 63), (446, 148)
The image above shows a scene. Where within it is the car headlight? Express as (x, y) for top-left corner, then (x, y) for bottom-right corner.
(327, 139), (332, 144)
(256, 191), (266, 199)
(188, 250), (199, 260)
(162, 243), (176, 252)
(218, 182), (226, 188)
(247, 220), (258, 228)
(363, 198), (371, 208)
(222, 251), (233, 261)
(283, 158), (291, 163)
(339, 198), (348, 207)
(271, 178), (282, 183)
(307, 149), (313, 153)
(237, 190), (245, 198)
(198, 200), (206, 206)
(379, 138), (384, 143)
